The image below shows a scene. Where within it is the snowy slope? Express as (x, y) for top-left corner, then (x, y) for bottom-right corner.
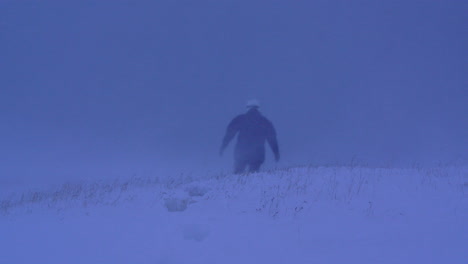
(1, 166), (467, 264)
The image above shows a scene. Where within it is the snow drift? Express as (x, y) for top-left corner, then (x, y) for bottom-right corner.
(1, 166), (467, 263)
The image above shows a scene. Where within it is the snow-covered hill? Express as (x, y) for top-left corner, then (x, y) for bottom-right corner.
(1, 166), (467, 264)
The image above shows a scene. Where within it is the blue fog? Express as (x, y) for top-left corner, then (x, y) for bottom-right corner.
(0, 1), (467, 185)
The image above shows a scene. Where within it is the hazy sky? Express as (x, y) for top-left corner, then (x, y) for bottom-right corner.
(1, 1), (467, 184)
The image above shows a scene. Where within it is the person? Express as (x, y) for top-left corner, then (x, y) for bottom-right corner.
(220, 99), (280, 174)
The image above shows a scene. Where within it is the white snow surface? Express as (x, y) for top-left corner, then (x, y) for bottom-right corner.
(1, 166), (467, 264)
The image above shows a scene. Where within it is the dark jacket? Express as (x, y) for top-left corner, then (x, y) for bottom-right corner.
(220, 108), (279, 163)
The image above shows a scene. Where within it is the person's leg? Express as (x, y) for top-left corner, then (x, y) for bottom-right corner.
(248, 161), (263, 173)
(234, 159), (247, 174)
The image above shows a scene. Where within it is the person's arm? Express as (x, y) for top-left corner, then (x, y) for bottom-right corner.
(266, 120), (280, 162)
(220, 116), (241, 156)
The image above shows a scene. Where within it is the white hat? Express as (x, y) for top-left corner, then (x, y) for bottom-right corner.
(246, 99), (260, 108)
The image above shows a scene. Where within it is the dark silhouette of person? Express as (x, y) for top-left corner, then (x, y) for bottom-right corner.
(220, 100), (280, 174)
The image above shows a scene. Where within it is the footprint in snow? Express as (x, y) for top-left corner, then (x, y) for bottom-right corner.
(183, 223), (210, 242)
(164, 198), (189, 212)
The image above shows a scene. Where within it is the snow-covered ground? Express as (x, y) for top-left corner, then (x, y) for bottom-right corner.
(1, 166), (467, 264)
